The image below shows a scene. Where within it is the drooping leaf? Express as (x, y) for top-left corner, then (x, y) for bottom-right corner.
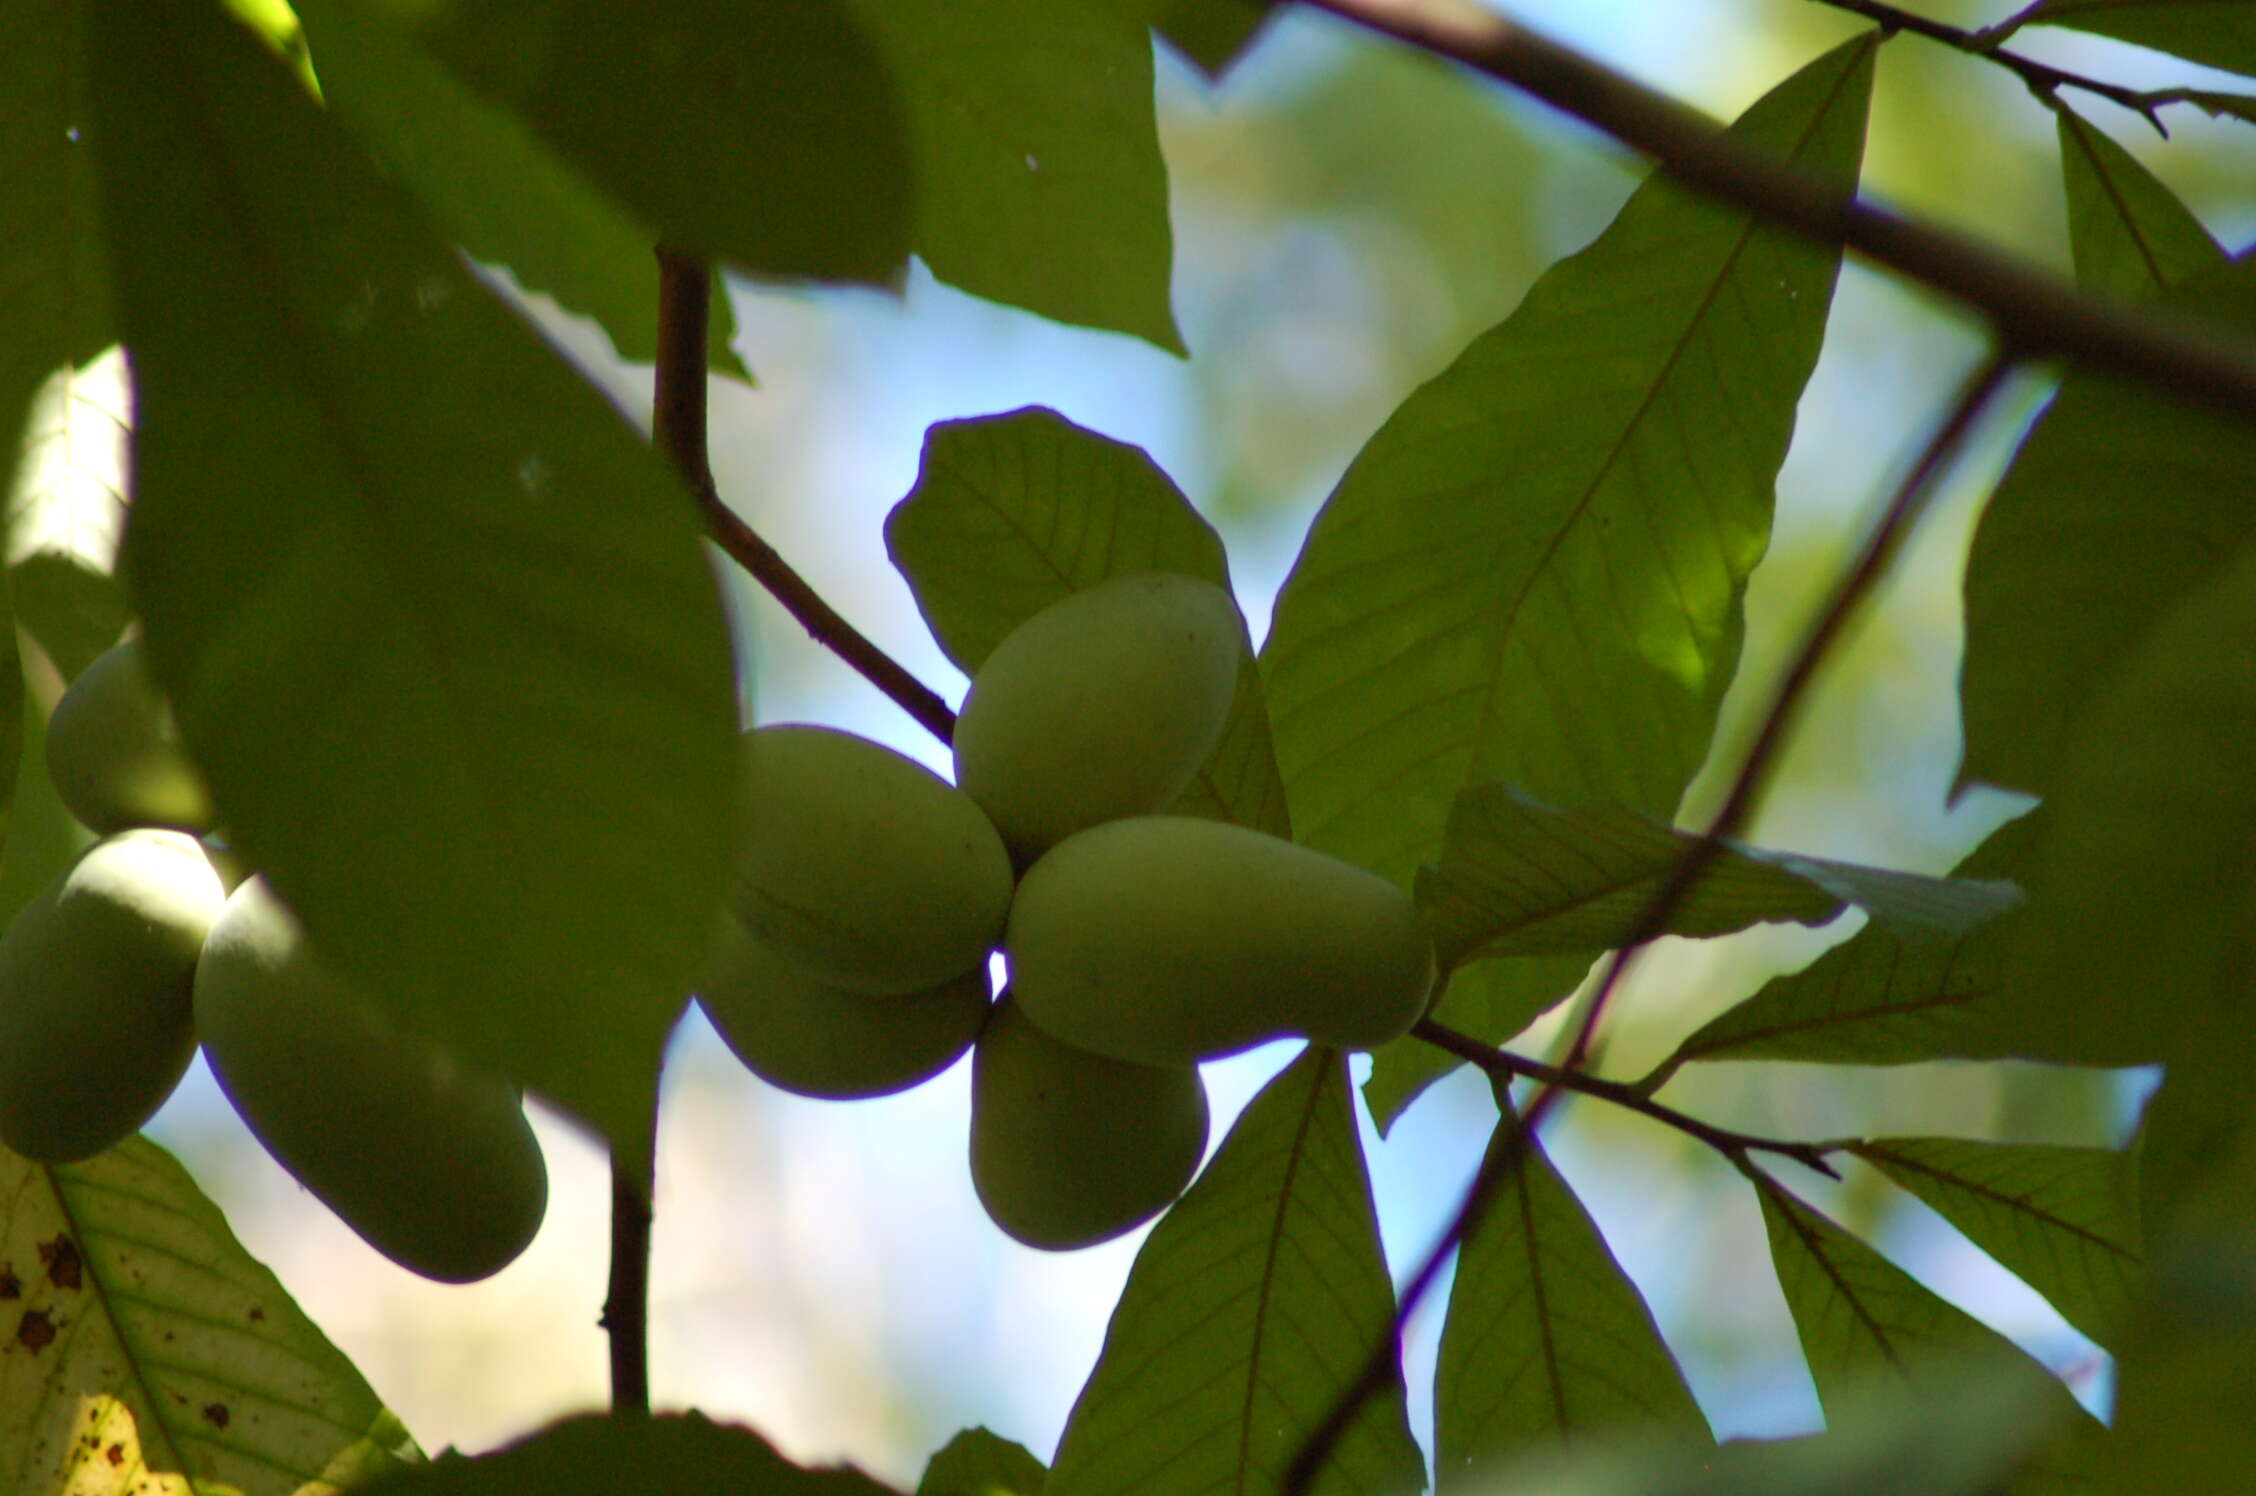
(6, 349), (131, 680)
(2011, 1), (2256, 77)
(1851, 1138), (2141, 1352)
(0, 0), (113, 496)
(887, 407), (1288, 835)
(1960, 250), (2256, 797)
(1655, 809), (2139, 1072)
(1754, 1174), (2104, 1493)
(1433, 1103), (1708, 1487)
(0, 1136), (418, 1496)
(1259, 37), (1874, 884)
(86, 0), (741, 1145)
(1046, 1051), (1424, 1496)
(847, 0), (1181, 351)
(917, 1426), (1046, 1496)
(345, 0), (912, 285)
(2054, 105), (2226, 302)
(2010, 544), (2256, 1077)
(292, 0), (751, 381)
(362, 1411), (898, 1495)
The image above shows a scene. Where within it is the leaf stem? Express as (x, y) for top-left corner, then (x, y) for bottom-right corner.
(1302, 0), (2256, 419)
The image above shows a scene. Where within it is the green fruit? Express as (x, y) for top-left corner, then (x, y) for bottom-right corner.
(1007, 816), (1435, 1065)
(194, 878), (548, 1283)
(970, 995), (1207, 1250)
(47, 636), (215, 834)
(954, 572), (1241, 865)
(0, 829), (225, 1161)
(737, 725), (1012, 994)
(699, 919), (991, 1099)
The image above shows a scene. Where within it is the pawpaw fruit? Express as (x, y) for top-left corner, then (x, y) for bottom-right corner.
(0, 828), (225, 1161)
(736, 725), (1012, 994)
(969, 995), (1208, 1250)
(954, 572), (1240, 865)
(699, 918), (990, 1099)
(194, 878), (549, 1283)
(1006, 816), (1434, 1065)
(46, 636), (215, 834)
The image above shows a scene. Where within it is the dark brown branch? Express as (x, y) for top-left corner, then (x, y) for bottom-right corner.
(1303, 0), (2256, 420)
(1810, 0), (2169, 132)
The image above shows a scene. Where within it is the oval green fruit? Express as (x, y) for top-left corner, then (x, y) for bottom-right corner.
(194, 878), (549, 1283)
(1007, 816), (1435, 1065)
(0, 829), (225, 1161)
(954, 572), (1241, 865)
(47, 636), (215, 834)
(736, 725), (1012, 994)
(970, 996), (1207, 1251)
(699, 919), (991, 1100)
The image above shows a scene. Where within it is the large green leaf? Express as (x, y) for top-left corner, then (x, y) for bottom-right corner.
(0, 1136), (417, 1496)
(1652, 810), (2124, 1072)
(1259, 36), (1873, 885)
(86, 0), (741, 1144)
(1959, 250), (2256, 797)
(1851, 1139), (2141, 1352)
(1046, 1051), (1424, 1496)
(1755, 1175), (2104, 1493)
(2010, 545), (2256, 1076)
(1433, 1103), (1708, 1487)
(348, 0), (911, 284)
(917, 1427), (1047, 1496)
(2053, 105), (2226, 303)
(292, 0), (750, 381)
(363, 1412), (897, 1494)
(2012, 1), (2256, 77)
(6, 350), (131, 681)
(848, 0), (1180, 351)
(887, 407), (1288, 835)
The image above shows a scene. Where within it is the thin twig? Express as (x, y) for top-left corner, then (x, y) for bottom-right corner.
(1413, 1019), (1842, 1176)
(600, 1095), (658, 1416)
(1303, 0), (2256, 420)
(1282, 352), (2018, 1494)
(1809, 0), (2169, 132)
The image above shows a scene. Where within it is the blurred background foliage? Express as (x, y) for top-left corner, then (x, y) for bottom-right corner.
(75, 0), (2252, 1485)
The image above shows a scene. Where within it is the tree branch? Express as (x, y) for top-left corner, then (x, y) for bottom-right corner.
(1808, 0), (2169, 131)
(1282, 351), (2017, 1494)
(1302, 0), (2256, 419)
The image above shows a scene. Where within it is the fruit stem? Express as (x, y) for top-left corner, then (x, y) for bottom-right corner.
(602, 1095), (658, 1417)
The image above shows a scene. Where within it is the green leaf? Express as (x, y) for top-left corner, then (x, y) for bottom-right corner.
(1046, 1051), (1424, 1496)
(2014, 1), (2256, 77)
(887, 407), (1289, 835)
(362, 1411), (898, 1494)
(2054, 104), (2225, 304)
(1364, 954), (1594, 1132)
(1104, 0), (1275, 76)
(86, 0), (741, 1145)
(1960, 250), (2256, 798)
(1850, 1138), (2141, 1352)
(1657, 810), (2130, 1071)
(0, 1135), (418, 1496)
(1754, 1175), (2104, 1493)
(2009, 544), (2256, 1073)
(351, 0), (912, 284)
(6, 350), (131, 680)
(848, 0), (1181, 351)
(918, 1426), (1047, 1496)
(1259, 36), (1874, 887)
(292, 0), (751, 381)
(1434, 1104), (1709, 1486)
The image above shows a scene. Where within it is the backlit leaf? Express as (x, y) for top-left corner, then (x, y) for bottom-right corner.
(887, 407), (1288, 835)
(1046, 1051), (1423, 1496)
(2012, 1), (2256, 77)
(1260, 37), (1873, 886)
(87, 0), (741, 1145)
(0, 1136), (417, 1496)
(2054, 104), (2226, 302)
(363, 1411), (897, 1495)
(6, 349), (130, 680)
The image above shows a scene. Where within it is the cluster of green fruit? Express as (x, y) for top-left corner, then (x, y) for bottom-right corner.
(0, 638), (547, 1283)
(701, 572), (1434, 1250)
